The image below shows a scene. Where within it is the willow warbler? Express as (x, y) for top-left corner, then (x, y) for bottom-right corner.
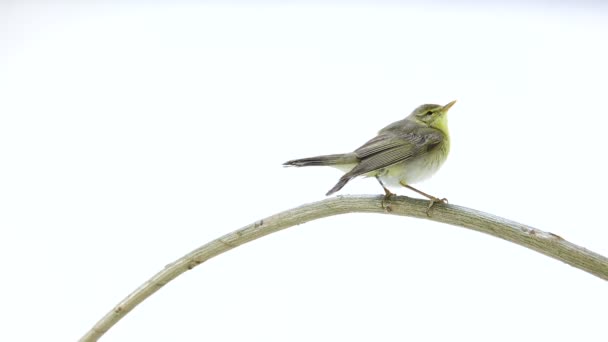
(283, 101), (456, 212)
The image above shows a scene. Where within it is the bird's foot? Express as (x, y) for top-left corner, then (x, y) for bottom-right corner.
(381, 189), (395, 212)
(426, 197), (448, 216)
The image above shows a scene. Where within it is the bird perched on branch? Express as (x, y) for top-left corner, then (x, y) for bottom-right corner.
(284, 100), (456, 213)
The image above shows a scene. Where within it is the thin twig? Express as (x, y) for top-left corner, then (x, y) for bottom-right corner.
(79, 195), (608, 341)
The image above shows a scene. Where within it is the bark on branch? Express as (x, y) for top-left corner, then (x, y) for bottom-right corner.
(79, 195), (608, 341)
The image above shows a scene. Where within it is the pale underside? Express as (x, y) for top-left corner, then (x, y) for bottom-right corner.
(331, 139), (449, 189)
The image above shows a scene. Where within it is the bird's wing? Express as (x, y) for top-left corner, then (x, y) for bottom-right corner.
(346, 127), (444, 178)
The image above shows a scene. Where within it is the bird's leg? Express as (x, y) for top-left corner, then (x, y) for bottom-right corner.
(399, 181), (447, 216)
(376, 176), (394, 211)
(376, 176), (394, 197)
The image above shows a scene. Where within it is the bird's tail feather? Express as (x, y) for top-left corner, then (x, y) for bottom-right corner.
(284, 153), (357, 196)
(283, 153), (356, 167)
(325, 174), (352, 196)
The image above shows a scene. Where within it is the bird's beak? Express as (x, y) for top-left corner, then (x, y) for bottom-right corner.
(442, 100), (456, 112)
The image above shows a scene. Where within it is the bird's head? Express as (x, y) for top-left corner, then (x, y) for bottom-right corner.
(409, 100), (456, 132)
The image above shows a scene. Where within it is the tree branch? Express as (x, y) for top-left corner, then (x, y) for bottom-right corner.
(79, 195), (608, 341)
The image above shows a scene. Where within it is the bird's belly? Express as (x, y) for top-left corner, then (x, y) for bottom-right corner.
(375, 149), (448, 188)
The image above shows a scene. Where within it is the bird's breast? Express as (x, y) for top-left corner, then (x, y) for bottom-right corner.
(377, 140), (449, 187)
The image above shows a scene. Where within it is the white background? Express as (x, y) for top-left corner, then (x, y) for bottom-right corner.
(1, 2), (608, 341)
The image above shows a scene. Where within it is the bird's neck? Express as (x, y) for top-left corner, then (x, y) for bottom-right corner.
(431, 116), (449, 138)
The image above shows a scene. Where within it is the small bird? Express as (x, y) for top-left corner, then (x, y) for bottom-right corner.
(283, 101), (456, 212)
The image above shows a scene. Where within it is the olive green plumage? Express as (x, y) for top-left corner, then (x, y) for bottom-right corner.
(284, 101), (456, 203)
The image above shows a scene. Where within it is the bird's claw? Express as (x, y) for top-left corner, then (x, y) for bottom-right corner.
(425, 197), (448, 216)
(381, 190), (395, 212)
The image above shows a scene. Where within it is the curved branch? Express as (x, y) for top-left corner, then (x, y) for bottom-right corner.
(79, 195), (608, 341)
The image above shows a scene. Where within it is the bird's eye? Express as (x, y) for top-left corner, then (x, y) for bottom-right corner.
(425, 111), (433, 116)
